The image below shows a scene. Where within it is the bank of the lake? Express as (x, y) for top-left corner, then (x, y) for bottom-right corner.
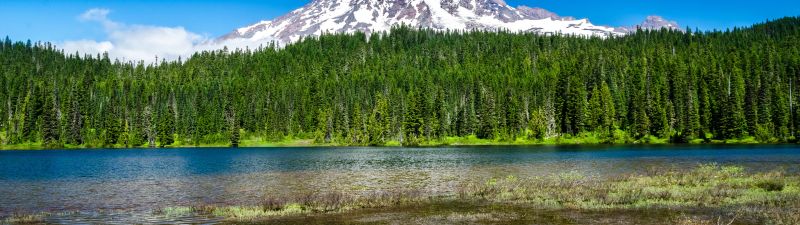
(0, 132), (781, 150)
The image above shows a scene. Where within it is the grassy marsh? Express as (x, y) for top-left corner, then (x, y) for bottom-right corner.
(144, 164), (799, 224)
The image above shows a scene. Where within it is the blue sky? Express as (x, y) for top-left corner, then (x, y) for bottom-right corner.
(2, 0), (799, 42)
(1, 0), (797, 63)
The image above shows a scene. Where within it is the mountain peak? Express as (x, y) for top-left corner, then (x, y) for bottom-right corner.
(614, 15), (681, 33)
(641, 15), (680, 30)
(220, 0), (678, 45)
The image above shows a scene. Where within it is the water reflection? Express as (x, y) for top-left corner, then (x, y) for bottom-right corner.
(0, 145), (799, 222)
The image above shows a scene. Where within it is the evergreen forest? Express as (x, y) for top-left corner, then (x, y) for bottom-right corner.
(1, 17), (800, 148)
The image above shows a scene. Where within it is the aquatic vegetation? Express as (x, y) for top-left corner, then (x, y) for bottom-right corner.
(210, 205), (309, 220)
(2, 213), (46, 224)
(456, 164), (799, 224)
(459, 164), (800, 210)
(158, 206), (195, 218)
(154, 190), (428, 222)
(148, 164), (797, 223)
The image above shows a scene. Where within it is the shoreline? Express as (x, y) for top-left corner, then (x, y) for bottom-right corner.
(1, 136), (796, 151)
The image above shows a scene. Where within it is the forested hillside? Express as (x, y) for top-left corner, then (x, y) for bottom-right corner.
(1, 17), (799, 148)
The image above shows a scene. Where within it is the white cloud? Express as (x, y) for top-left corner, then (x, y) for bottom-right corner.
(61, 40), (113, 56)
(61, 8), (267, 64)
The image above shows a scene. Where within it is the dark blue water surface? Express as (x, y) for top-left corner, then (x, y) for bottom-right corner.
(1, 145), (799, 222)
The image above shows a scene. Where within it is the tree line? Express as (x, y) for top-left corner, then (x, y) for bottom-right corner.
(1, 17), (799, 148)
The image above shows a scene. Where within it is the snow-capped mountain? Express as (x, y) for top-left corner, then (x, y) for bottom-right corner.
(219, 0), (679, 45)
(615, 16), (682, 33)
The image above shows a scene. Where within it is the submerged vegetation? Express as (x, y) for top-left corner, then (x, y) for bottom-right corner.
(2, 17), (800, 149)
(1, 164), (797, 224)
(143, 165), (799, 224)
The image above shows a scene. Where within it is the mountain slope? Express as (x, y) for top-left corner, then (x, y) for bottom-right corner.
(219, 0), (679, 44)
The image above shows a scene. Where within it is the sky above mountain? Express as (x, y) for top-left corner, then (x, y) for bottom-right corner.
(1, 0), (798, 62)
(3, 0), (799, 42)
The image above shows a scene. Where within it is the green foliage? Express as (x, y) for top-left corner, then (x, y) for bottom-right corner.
(368, 93), (390, 146)
(476, 85), (497, 140)
(2, 18), (800, 147)
(41, 91), (60, 147)
(230, 126), (240, 148)
(403, 90), (423, 146)
(158, 106), (176, 147)
(755, 179), (785, 192)
(103, 96), (123, 147)
(527, 108), (547, 140)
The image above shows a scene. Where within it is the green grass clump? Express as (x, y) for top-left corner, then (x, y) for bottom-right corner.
(210, 205), (307, 220)
(159, 206), (195, 218)
(152, 165), (797, 223)
(2, 213), (46, 224)
(458, 164), (800, 212)
(174, 190), (426, 222)
(754, 179), (785, 192)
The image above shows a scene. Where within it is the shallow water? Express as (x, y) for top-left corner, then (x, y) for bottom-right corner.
(1, 145), (799, 223)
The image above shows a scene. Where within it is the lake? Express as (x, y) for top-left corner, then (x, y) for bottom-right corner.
(1, 145), (799, 223)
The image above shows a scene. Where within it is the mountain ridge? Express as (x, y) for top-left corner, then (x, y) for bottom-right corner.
(218, 0), (680, 45)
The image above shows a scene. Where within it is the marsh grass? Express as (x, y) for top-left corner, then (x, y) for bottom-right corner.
(2, 213), (46, 224)
(157, 206), (195, 218)
(155, 189), (428, 222)
(152, 164), (797, 223)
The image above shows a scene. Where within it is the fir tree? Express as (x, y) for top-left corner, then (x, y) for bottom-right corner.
(476, 86), (497, 139)
(67, 84), (84, 145)
(368, 93), (390, 146)
(157, 105), (176, 147)
(403, 90), (423, 146)
(104, 96), (122, 147)
(42, 92), (60, 147)
(504, 90), (520, 139)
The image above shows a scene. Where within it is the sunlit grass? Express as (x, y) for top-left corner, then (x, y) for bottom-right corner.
(159, 206), (194, 218)
(209, 204), (308, 220)
(459, 164), (799, 209)
(145, 164), (800, 223)
(2, 214), (45, 224)
(0, 130), (789, 150)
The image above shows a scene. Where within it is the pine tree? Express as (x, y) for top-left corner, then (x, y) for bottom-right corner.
(403, 90), (423, 145)
(350, 103), (367, 145)
(315, 107), (332, 143)
(772, 82), (790, 141)
(728, 66), (748, 139)
(157, 105), (176, 147)
(476, 86), (497, 139)
(22, 86), (43, 142)
(528, 108), (547, 140)
(42, 92), (60, 147)
(563, 76), (587, 135)
(143, 105), (155, 148)
(629, 72), (650, 139)
(434, 88), (448, 138)
(368, 93), (390, 146)
(227, 102), (239, 147)
(67, 84), (84, 145)
(104, 96), (122, 147)
(504, 89), (520, 139)
(230, 120), (240, 148)
(600, 82), (616, 133)
(698, 80), (712, 136)
(587, 86), (603, 132)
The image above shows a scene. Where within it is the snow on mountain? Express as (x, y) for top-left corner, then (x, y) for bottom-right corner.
(615, 15), (682, 33)
(218, 0), (679, 45)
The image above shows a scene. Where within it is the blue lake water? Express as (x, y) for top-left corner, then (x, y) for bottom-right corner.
(1, 145), (799, 222)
